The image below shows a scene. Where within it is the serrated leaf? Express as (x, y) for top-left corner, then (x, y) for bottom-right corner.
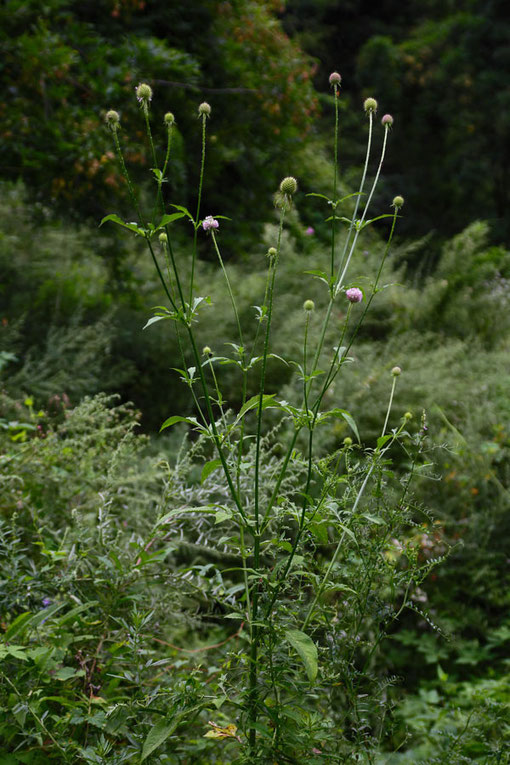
(377, 434), (392, 450)
(236, 393), (276, 422)
(143, 315), (172, 330)
(157, 212), (186, 227)
(100, 214), (145, 236)
(284, 629), (318, 682)
(201, 459), (222, 483)
(215, 507), (232, 524)
(160, 415), (199, 432)
(141, 719), (176, 761)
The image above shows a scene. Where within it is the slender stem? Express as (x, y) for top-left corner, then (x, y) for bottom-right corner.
(381, 374), (398, 438)
(211, 230), (244, 349)
(335, 124), (390, 295)
(190, 115), (207, 307)
(330, 86), (340, 280)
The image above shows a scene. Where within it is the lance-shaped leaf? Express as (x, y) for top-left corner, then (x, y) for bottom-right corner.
(284, 629), (318, 682)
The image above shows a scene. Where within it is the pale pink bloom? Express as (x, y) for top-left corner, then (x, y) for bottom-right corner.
(346, 287), (363, 303)
(202, 215), (219, 231)
(305, 226), (315, 235)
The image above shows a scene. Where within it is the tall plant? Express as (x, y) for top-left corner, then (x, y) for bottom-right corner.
(101, 76), (439, 762)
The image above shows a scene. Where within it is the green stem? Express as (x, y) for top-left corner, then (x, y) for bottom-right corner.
(190, 114), (207, 307)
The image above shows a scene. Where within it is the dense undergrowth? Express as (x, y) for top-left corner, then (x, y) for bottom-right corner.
(1, 79), (509, 763)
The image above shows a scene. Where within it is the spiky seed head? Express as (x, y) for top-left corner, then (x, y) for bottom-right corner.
(381, 113), (394, 127)
(164, 112), (175, 126)
(136, 83), (153, 103)
(105, 110), (120, 130)
(391, 366), (402, 377)
(329, 71), (342, 86)
(279, 176), (298, 195)
(198, 102), (211, 117)
(364, 97), (378, 114)
(303, 299), (315, 312)
(392, 195), (404, 209)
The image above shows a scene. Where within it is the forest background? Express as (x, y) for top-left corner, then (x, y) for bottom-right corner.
(1, 0), (509, 762)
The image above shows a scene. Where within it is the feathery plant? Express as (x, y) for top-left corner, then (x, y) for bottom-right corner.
(99, 76), (441, 762)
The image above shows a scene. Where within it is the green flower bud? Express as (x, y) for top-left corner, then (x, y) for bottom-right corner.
(267, 247), (277, 258)
(202, 346), (212, 356)
(392, 195), (404, 209)
(404, 411), (413, 420)
(136, 83), (153, 104)
(280, 176), (298, 195)
(105, 110), (120, 131)
(364, 97), (378, 114)
(303, 299), (315, 312)
(391, 366), (402, 377)
(159, 232), (168, 244)
(198, 102), (211, 117)
(164, 112), (175, 126)
(343, 436), (353, 447)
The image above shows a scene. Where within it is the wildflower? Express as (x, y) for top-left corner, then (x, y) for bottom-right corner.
(381, 114), (394, 128)
(135, 83), (153, 104)
(305, 226), (315, 235)
(346, 287), (363, 303)
(391, 366), (402, 376)
(105, 110), (120, 131)
(267, 247), (277, 258)
(329, 72), (342, 86)
(164, 112), (175, 126)
(202, 215), (219, 231)
(303, 299), (315, 311)
(404, 411), (413, 420)
(392, 195), (404, 209)
(343, 437), (353, 447)
(280, 176), (298, 196)
(159, 232), (168, 244)
(363, 97), (378, 114)
(198, 102), (211, 117)
(202, 346), (212, 356)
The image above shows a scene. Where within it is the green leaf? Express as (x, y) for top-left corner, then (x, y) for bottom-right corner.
(143, 315), (172, 330)
(158, 212), (186, 227)
(328, 409), (360, 442)
(3, 612), (33, 641)
(215, 507), (232, 524)
(141, 718), (178, 760)
(376, 434), (392, 450)
(284, 629), (318, 682)
(201, 459), (222, 483)
(160, 415), (200, 432)
(236, 393), (276, 423)
(100, 214), (146, 236)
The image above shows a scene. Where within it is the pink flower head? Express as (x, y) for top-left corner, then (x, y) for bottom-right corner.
(305, 226), (315, 235)
(202, 215), (219, 231)
(346, 287), (363, 303)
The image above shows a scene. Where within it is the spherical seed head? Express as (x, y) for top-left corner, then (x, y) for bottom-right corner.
(105, 110), (120, 130)
(279, 176), (298, 196)
(404, 411), (413, 420)
(164, 112), (175, 126)
(136, 83), (153, 103)
(391, 366), (402, 377)
(346, 287), (363, 303)
(381, 113), (394, 127)
(364, 97), (378, 114)
(159, 232), (168, 244)
(303, 299), (315, 312)
(329, 71), (342, 86)
(202, 346), (212, 356)
(267, 247), (277, 258)
(343, 436), (353, 446)
(198, 101), (211, 117)
(392, 195), (404, 209)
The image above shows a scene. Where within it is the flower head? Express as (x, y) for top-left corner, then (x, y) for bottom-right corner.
(363, 97), (378, 114)
(391, 366), (402, 377)
(305, 226), (315, 236)
(136, 83), (153, 104)
(392, 195), (404, 209)
(164, 112), (175, 127)
(346, 287), (363, 303)
(105, 110), (120, 131)
(279, 176), (298, 196)
(303, 299), (315, 312)
(198, 102), (211, 117)
(202, 215), (219, 231)
(329, 71), (342, 86)
(381, 114), (394, 128)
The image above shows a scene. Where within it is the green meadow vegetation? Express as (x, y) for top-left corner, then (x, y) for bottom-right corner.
(1, 1), (509, 762)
